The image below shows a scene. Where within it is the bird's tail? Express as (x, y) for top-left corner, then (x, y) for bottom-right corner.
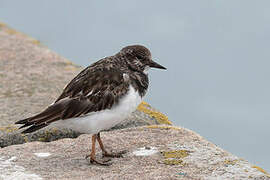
(15, 102), (65, 134)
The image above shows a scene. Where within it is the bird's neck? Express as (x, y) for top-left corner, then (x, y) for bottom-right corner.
(114, 53), (149, 97)
(129, 71), (149, 98)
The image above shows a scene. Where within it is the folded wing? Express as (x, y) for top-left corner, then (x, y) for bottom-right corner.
(16, 68), (130, 133)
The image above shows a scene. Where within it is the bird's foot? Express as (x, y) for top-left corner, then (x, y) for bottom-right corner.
(102, 150), (128, 158)
(90, 158), (112, 166)
(85, 155), (112, 166)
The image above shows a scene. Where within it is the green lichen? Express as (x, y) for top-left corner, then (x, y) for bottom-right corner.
(162, 150), (189, 158)
(22, 134), (29, 143)
(4, 28), (17, 35)
(252, 166), (270, 178)
(64, 65), (80, 71)
(38, 130), (53, 142)
(162, 150), (189, 166)
(137, 101), (172, 125)
(0, 125), (18, 133)
(224, 159), (238, 166)
(31, 39), (41, 45)
(65, 60), (81, 68)
(146, 125), (181, 131)
(0, 22), (6, 27)
(51, 127), (60, 134)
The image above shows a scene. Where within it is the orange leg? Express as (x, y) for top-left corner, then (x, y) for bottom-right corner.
(85, 134), (111, 166)
(96, 132), (127, 158)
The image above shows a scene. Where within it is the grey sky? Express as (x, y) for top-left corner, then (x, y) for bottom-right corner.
(1, 0), (270, 171)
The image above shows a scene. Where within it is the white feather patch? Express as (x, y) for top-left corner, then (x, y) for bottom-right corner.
(143, 66), (150, 74)
(53, 85), (142, 134)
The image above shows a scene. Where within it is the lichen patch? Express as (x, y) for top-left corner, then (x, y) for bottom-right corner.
(146, 125), (181, 131)
(252, 165), (270, 178)
(161, 150), (190, 166)
(162, 150), (189, 159)
(137, 101), (172, 125)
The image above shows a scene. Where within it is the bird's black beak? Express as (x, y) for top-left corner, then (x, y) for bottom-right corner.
(149, 60), (166, 70)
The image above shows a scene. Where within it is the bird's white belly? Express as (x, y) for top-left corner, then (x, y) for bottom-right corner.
(53, 85), (142, 134)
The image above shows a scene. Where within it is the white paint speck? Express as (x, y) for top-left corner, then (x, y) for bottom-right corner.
(34, 153), (51, 158)
(133, 147), (159, 156)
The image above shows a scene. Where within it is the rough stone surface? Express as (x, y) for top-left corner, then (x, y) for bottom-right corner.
(1, 23), (269, 179)
(1, 125), (269, 180)
(0, 23), (170, 147)
(0, 22), (81, 126)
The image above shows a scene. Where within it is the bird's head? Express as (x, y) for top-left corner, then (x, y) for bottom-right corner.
(120, 45), (166, 73)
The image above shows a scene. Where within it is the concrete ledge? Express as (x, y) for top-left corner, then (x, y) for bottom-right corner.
(1, 126), (269, 179)
(1, 22), (269, 179)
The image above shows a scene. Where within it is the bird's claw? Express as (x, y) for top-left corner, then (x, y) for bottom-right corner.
(90, 158), (112, 166)
(85, 154), (112, 166)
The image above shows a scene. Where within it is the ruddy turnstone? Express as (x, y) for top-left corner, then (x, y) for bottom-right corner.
(16, 45), (166, 165)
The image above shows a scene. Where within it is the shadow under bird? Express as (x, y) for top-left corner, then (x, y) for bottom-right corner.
(16, 45), (166, 165)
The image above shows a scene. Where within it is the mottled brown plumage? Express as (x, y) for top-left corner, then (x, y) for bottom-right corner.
(15, 45), (166, 165)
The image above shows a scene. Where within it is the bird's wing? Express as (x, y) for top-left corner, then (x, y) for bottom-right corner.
(15, 68), (130, 133)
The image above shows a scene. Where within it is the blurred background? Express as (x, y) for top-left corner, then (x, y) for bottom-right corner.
(1, 0), (269, 171)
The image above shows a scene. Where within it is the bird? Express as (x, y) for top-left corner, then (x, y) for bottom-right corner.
(15, 45), (166, 165)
